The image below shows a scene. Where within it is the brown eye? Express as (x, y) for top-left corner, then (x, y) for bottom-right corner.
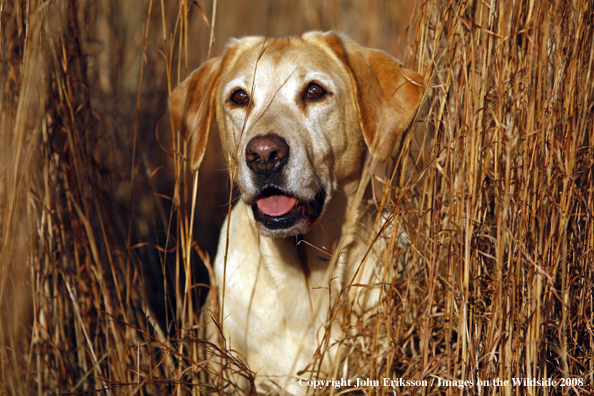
(304, 83), (327, 100)
(231, 89), (249, 106)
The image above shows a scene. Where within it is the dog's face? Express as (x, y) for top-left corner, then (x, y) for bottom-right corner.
(171, 32), (423, 237)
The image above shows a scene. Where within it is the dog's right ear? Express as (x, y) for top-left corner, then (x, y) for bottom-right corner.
(170, 56), (223, 173)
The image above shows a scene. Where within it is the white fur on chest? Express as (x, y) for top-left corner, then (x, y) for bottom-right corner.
(213, 202), (347, 394)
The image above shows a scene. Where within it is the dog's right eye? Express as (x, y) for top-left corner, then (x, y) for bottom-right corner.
(230, 89), (249, 106)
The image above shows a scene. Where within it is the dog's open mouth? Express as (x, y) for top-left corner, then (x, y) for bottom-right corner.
(251, 187), (325, 233)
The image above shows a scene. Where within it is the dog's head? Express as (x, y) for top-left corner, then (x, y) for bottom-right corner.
(170, 32), (423, 237)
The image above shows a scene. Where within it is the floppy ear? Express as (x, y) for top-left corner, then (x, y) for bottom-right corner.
(319, 32), (424, 162)
(170, 56), (223, 172)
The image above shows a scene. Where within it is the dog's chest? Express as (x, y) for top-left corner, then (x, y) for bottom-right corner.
(214, 203), (334, 376)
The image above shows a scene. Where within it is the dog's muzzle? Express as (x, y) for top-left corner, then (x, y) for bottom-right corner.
(245, 134), (326, 236)
(251, 187), (326, 234)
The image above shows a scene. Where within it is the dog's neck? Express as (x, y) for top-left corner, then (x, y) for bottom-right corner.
(222, 179), (378, 384)
(254, 178), (372, 302)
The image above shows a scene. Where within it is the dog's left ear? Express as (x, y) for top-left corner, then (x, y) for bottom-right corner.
(170, 56), (223, 173)
(316, 32), (424, 162)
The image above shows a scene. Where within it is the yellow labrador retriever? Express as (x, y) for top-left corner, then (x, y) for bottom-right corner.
(170, 31), (422, 394)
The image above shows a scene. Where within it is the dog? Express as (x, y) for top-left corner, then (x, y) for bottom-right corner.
(170, 31), (422, 394)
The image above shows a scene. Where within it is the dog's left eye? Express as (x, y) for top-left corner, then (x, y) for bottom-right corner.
(304, 83), (327, 100)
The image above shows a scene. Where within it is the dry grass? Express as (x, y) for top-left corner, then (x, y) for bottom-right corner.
(0, 0), (592, 395)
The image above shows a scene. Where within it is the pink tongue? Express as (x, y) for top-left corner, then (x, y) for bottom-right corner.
(257, 194), (297, 217)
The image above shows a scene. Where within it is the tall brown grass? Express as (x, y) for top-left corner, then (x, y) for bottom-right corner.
(0, 0), (592, 395)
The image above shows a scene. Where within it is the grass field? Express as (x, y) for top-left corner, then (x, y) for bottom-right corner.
(1, 0), (593, 395)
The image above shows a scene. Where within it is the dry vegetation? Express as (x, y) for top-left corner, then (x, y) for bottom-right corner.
(1, 0), (593, 395)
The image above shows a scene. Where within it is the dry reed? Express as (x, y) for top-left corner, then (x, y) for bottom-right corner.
(0, 0), (592, 395)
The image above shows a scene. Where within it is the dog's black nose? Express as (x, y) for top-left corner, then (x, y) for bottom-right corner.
(246, 134), (289, 175)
